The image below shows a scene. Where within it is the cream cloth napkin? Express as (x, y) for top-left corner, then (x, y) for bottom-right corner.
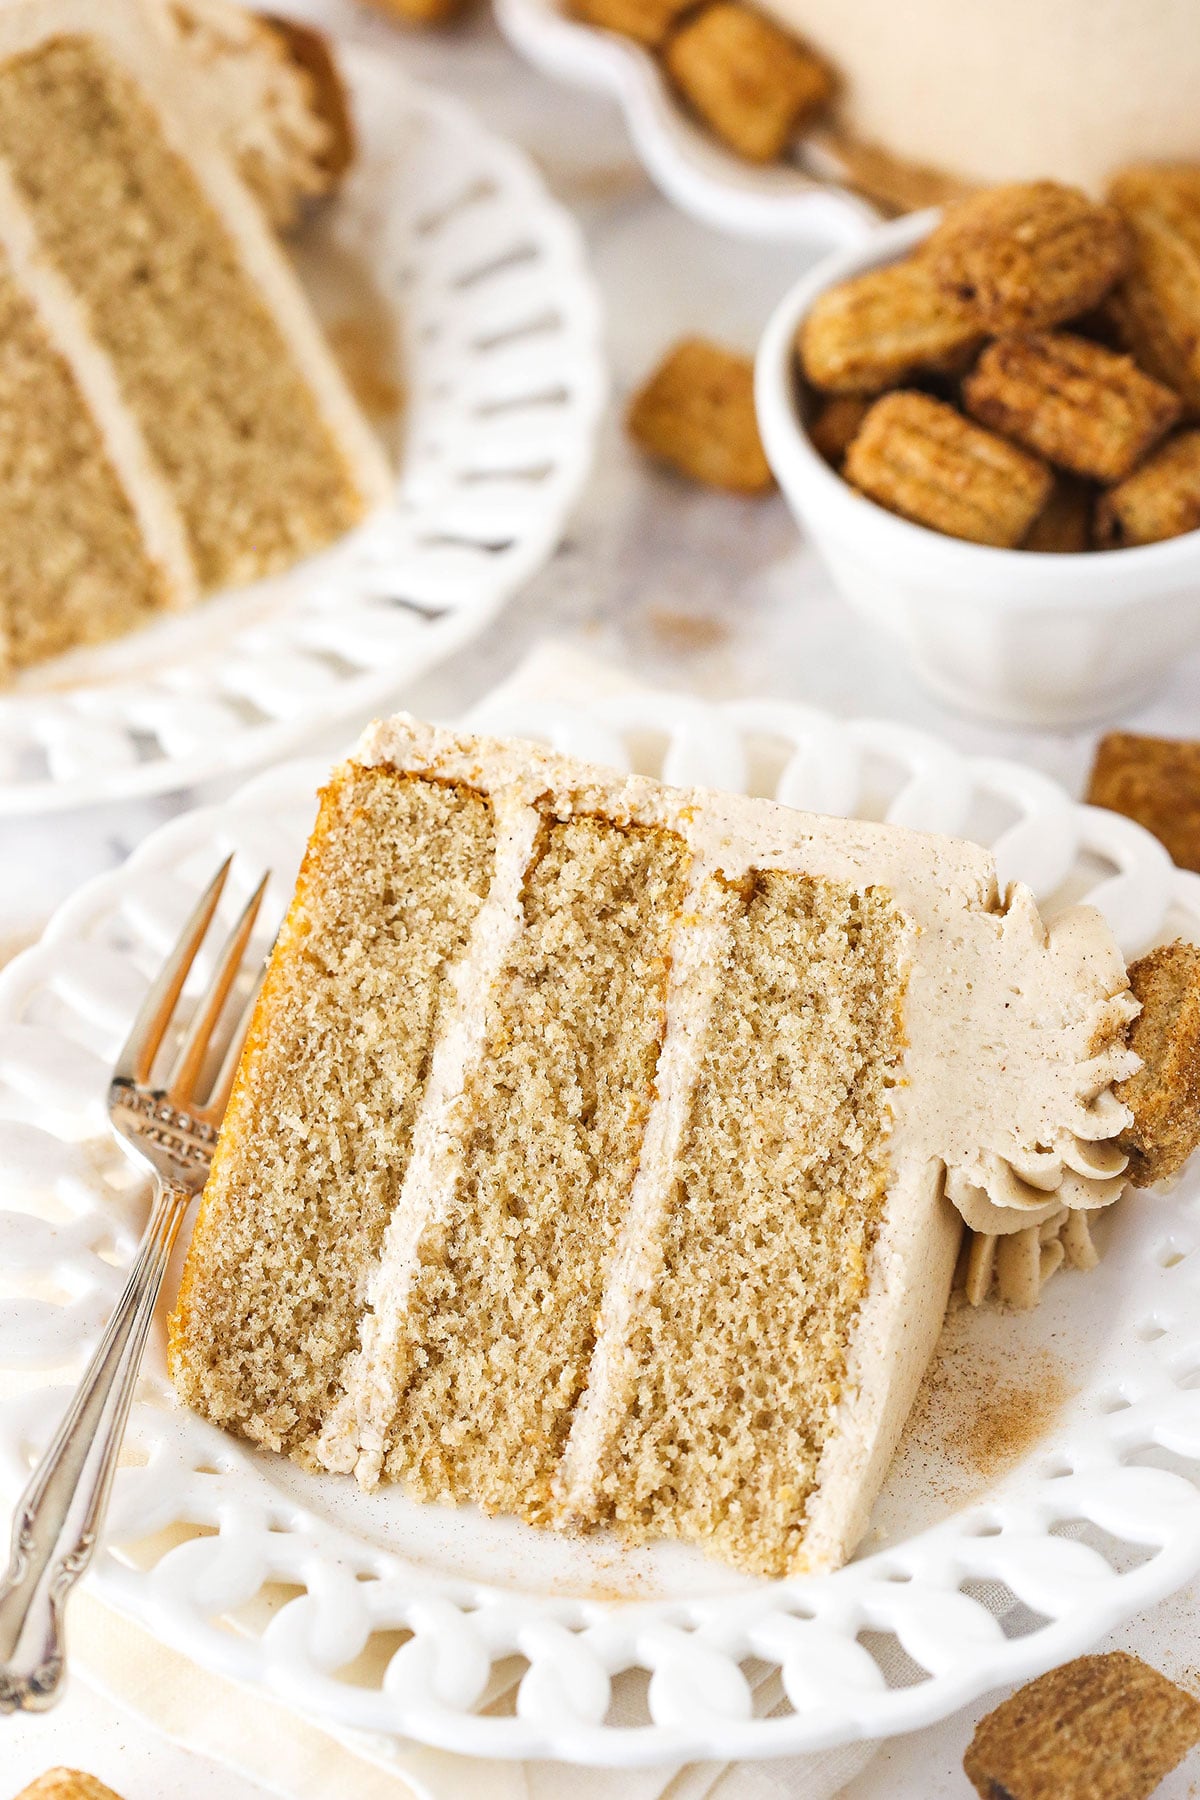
(10, 645), (898, 1799)
(63, 1590), (878, 1800)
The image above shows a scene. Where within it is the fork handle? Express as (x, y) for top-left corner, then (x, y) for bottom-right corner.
(0, 1180), (190, 1712)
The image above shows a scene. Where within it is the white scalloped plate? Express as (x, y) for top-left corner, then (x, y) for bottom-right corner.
(3, 691), (1200, 1767)
(0, 47), (606, 818)
(495, 0), (878, 244)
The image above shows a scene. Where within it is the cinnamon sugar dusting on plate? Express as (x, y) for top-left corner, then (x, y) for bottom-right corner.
(947, 1352), (1072, 1480)
(888, 1306), (1076, 1517)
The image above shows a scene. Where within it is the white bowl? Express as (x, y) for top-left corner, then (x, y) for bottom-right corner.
(494, 0), (878, 246)
(755, 212), (1200, 727)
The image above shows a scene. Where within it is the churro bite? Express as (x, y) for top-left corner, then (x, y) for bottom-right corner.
(1095, 427), (1200, 546)
(1021, 476), (1094, 553)
(1087, 730), (1200, 873)
(1107, 165), (1200, 416)
(927, 181), (1132, 334)
(14, 1776), (126, 1800)
(1115, 940), (1200, 1187)
(627, 337), (773, 492)
(663, 2), (834, 164)
(844, 390), (1052, 547)
(568, 0), (693, 47)
(964, 1652), (1200, 1800)
(963, 332), (1181, 483)
(798, 256), (981, 395)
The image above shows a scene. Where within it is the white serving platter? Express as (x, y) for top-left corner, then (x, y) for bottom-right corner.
(2, 689), (1200, 1766)
(495, 0), (878, 244)
(0, 46), (606, 817)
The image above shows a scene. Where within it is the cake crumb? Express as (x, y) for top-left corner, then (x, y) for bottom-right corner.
(964, 1651), (1200, 1799)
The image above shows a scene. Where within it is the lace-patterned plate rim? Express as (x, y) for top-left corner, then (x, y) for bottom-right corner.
(494, 0), (878, 245)
(0, 47), (607, 818)
(1, 690), (1200, 1766)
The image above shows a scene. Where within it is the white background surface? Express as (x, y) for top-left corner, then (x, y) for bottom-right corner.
(4, 4), (1200, 1794)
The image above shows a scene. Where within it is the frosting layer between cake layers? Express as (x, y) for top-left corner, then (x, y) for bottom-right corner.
(171, 715), (1137, 1577)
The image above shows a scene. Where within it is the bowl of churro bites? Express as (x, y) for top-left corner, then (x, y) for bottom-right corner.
(755, 177), (1200, 726)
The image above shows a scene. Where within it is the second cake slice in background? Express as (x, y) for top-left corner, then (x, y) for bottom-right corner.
(0, 0), (388, 680)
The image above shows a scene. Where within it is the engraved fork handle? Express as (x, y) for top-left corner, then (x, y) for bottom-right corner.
(0, 1180), (190, 1712)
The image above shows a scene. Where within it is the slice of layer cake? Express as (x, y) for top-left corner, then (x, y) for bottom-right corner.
(170, 718), (1137, 1576)
(0, 0), (388, 680)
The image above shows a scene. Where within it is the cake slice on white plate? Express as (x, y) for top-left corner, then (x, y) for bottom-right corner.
(170, 716), (1146, 1578)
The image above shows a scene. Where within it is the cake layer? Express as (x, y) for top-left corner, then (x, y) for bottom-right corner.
(573, 870), (907, 1577)
(0, 33), (367, 589)
(0, 255), (169, 677)
(170, 769), (495, 1456)
(380, 815), (690, 1519)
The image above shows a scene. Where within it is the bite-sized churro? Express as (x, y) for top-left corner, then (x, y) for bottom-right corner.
(568, 0), (693, 47)
(964, 1652), (1200, 1800)
(1106, 164), (1200, 417)
(843, 390), (1052, 546)
(963, 332), (1181, 483)
(14, 1776), (126, 1800)
(807, 393), (871, 466)
(1095, 428), (1200, 547)
(927, 181), (1132, 333)
(663, 2), (834, 164)
(1116, 939), (1200, 1187)
(1086, 731), (1200, 873)
(1021, 475), (1094, 553)
(627, 336), (773, 492)
(798, 256), (980, 395)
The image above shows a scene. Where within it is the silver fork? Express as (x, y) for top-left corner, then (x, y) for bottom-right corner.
(0, 858), (268, 1712)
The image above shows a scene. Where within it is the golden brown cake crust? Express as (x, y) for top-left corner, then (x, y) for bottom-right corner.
(1115, 938), (1200, 1186)
(1086, 731), (1200, 872)
(963, 1651), (1200, 1800)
